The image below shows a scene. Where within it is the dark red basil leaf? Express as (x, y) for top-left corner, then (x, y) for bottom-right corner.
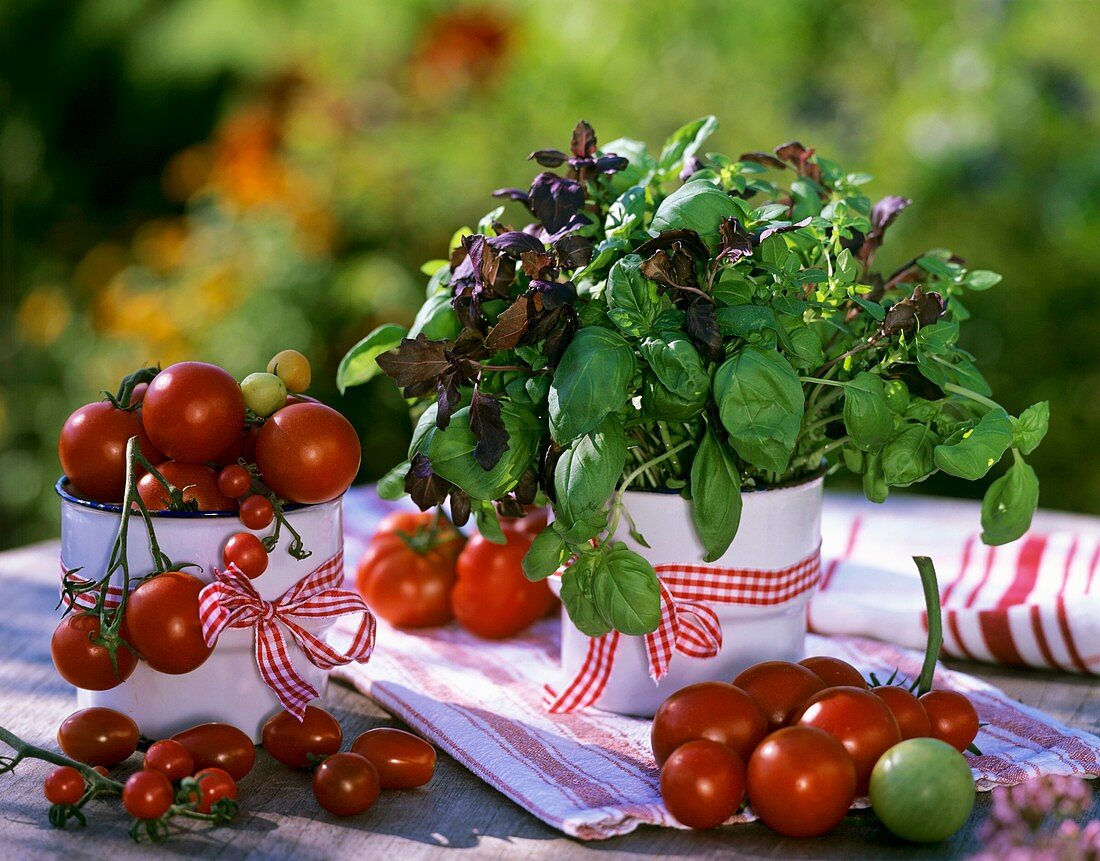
(376, 335), (452, 387)
(513, 470), (538, 506)
(684, 299), (724, 362)
(595, 154), (629, 174)
(634, 229), (710, 262)
(528, 172), (585, 236)
(529, 149), (569, 168)
(571, 120), (597, 159)
(449, 490), (471, 528)
(484, 297), (533, 351)
(405, 453), (453, 511)
(739, 151), (788, 170)
(495, 496), (526, 519)
(641, 245), (699, 291)
(531, 280), (576, 311)
(470, 390), (510, 471)
(756, 216), (813, 242)
(492, 187), (531, 209)
(488, 231), (546, 257)
(435, 372), (463, 430)
(553, 235), (593, 269)
(521, 249), (556, 280)
(717, 217), (753, 263)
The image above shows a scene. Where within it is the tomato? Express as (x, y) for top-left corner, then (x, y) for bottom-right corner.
(139, 461), (235, 511)
(57, 708), (139, 767)
(794, 686), (902, 794)
(171, 723), (256, 781)
(746, 726), (857, 838)
(124, 571), (213, 674)
(312, 752), (379, 817)
(919, 690), (979, 752)
(659, 739), (745, 829)
(142, 362), (246, 463)
(128, 382), (149, 406)
(255, 403), (361, 504)
(43, 766), (85, 805)
(374, 511), (465, 562)
(51, 613), (137, 691)
(732, 661), (826, 730)
(501, 507), (549, 535)
(268, 349), (311, 393)
(262, 706), (343, 769)
(284, 393), (321, 408)
(241, 373), (287, 418)
(191, 767), (238, 813)
(223, 532), (269, 579)
(870, 738), (975, 842)
(92, 766), (109, 777)
(218, 465), (253, 498)
(799, 656), (868, 689)
(356, 524), (459, 629)
(350, 728), (437, 789)
(239, 495), (275, 530)
(452, 530), (556, 639)
(651, 682), (768, 766)
(59, 401), (162, 503)
(212, 425), (261, 468)
(872, 686), (930, 740)
(144, 739), (195, 782)
(123, 770), (174, 820)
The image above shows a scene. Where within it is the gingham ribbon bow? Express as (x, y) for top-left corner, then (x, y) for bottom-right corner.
(545, 547), (822, 713)
(198, 550), (376, 720)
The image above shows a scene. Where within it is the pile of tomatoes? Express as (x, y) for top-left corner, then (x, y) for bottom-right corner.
(356, 509), (556, 639)
(653, 656), (980, 842)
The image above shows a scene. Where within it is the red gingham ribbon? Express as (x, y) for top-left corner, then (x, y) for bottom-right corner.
(545, 547), (822, 713)
(58, 562), (124, 611)
(198, 550), (376, 720)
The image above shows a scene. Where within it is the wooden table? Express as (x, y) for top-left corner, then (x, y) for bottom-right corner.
(0, 537), (1095, 860)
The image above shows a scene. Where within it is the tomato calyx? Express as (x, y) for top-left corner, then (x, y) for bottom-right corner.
(395, 508), (461, 557)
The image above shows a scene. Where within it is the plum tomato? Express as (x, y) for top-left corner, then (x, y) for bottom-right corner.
(350, 728), (437, 789)
(651, 681), (768, 766)
(660, 739), (745, 829)
(794, 686), (902, 794)
(872, 686), (931, 740)
(124, 571), (213, 674)
(59, 401), (162, 503)
(746, 726), (857, 838)
(171, 723), (256, 781)
(799, 656), (868, 689)
(262, 706), (343, 769)
(239, 495), (275, 530)
(123, 770), (174, 820)
(51, 613), (137, 691)
(313, 752), (380, 817)
(732, 661), (827, 729)
(144, 739), (195, 781)
(191, 767), (238, 814)
(870, 738), (975, 842)
(217, 464), (252, 499)
(138, 461), (235, 511)
(267, 349), (311, 393)
(223, 532), (268, 579)
(57, 708), (139, 767)
(43, 766), (85, 806)
(255, 403), (360, 504)
(142, 362), (246, 463)
(919, 690), (980, 752)
(240, 372), (287, 418)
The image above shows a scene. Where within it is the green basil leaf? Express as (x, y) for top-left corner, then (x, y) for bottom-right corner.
(966, 270), (1002, 291)
(474, 500), (507, 545)
(862, 451), (889, 503)
(641, 376), (707, 421)
(606, 255), (660, 337)
(554, 414), (628, 528)
(916, 321), (960, 353)
(690, 427), (743, 562)
(549, 327), (635, 443)
(408, 292), (461, 341)
(713, 270), (756, 306)
(650, 180), (739, 247)
(716, 304), (782, 340)
(376, 461), (410, 500)
(934, 408), (1013, 479)
(881, 424), (941, 486)
(641, 332), (709, 400)
(757, 235), (791, 270)
(593, 543), (661, 635)
(523, 528), (569, 582)
(981, 458), (1039, 545)
(605, 186), (647, 241)
(781, 319), (824, 370)
(336, 324), (408, 393)
(408, 403), (439, 457)
(1012, 402), (1049, 456)
(552, 511), (607, 544)
(560, 556), (612, 637)
(843, 372), (894, 452)
(657, 116), (719, 171)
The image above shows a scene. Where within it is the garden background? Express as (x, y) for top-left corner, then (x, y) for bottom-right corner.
(2, 0), (1098, 550)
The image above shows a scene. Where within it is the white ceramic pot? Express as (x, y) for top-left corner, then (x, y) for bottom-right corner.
(56, 479), (343, 742)
(552, 476), (824, 717)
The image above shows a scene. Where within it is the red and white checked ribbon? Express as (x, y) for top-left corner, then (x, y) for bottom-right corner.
(198, 550), (376, 720)
(545, 547), (822, 713)
(58, 562), (125, 611)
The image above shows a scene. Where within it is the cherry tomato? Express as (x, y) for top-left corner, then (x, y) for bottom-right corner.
(43, 766), (85, 805)
(312, 752), (379, 817)
(350, 728), (437, 789)
(51, 613), (137, 691)
(872, 686), (931, 740)
(138, 461), (235, 511)
(123, 770), (174, 820)
(799, 656), (868, 689)
(144, 739), (195, 782)
(142, 361), (246, 463)
(127, 382), (149, 406)
(57, 708), (139, 767)
(240, 372), (286, 418)
(223, 532), (268, 579)
(651, 681), (768, 766)
(284, 393), (321, 408)
(255, 403), (361, 504)
(218, 465), (253, 498)
(239, 495), (275, 530)
(732, 661), (827, 730)
(171, 723), (256, 781)
(795, 686), (902, 794)
(870, 738), (975, 842)
(262, 706), (343, 769)
(191, 767), (238, 814)
(124, 571), (213, 674)
(660, 739), (745, 829)
(919, 690), (980, 752)
(268, 349), (311, 393)
(452, 530), (556, 639)
(59, 401), (162, 503)
(92, 766), (109, 777)
(747, 726), (857, 838)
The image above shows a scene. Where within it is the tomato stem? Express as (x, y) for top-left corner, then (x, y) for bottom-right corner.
(0, 725), (124, 793)
(913, 555), (943, 696)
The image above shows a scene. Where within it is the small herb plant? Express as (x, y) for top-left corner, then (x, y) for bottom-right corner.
(340, 118), (1048, 639)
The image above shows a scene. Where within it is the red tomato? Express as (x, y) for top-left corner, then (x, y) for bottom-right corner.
(127, 382), (149, 406)
(144, 739), (195, 781)
(223, 532), (269, 579)
(141, 362), (246, 463)
(212, 425), (261, 468)
(747, 726), (857, 837)
(312, 752), (379, 817)
(59, 401), (162, 503)
(217, 465), (252, 498)
(795, 686), (901, 794)
(239, 495), (275, 530)
(57, 708), (139, 767)
(255, 403), (361, 504)
(919, 690), (979, 752)
(92, 766), (109, 777)
(374, 511), (465, 561)
(732, 661), (827, 729)
(123, 770), (174, 820)
(43, 766), (85, 805)
(138, 461), (235, 511)
(124, 571), (213, 674)
(191, 767), (238, 813)
(452, 530), (556, 639)
(872, 686), (931, 740)
(171, 723), (256, 781)
(500, 508), (549, 535)
(261, 706), (343, 769)
(799, 656), (868, 689)
(660, 739), (746, 829)
(350, 728), (437, 789)
(51, 613), (137, 691)
(651, 682), (768, 766)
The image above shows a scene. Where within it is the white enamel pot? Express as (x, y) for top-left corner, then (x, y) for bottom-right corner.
(551, 476), (824, 717)
(56, 478), (342, 742)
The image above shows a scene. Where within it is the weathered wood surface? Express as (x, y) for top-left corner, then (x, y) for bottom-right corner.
(0, 538), (1095, 861)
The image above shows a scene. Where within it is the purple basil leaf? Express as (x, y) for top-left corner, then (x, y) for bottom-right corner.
(488, 231), (546, 257)
(525, 305), (564, 344)
(717, 217), (753, 263)
(641, 245), (699, 291)
(531, 279), (577, 311)
(542, 212), (590, 243)
(470, 390), (510, 471)
(376, 334), (452, 388)
(739, 151), (788, 170)
(513, 470), (537, 506)
(529, 148), (569, 168)
(553, 234), (594, 269)
(448, 489), (471, 528)
(685, 300), (724, 362)
(859, 196), (911, 265)
(463, 233), (514, 296)
(879, 286), (946, 337)
(405, 453), (453, 511)
(571, 120), (597, 159)
(884, 364), (944, 401)
(528, 172), (585, 235)
(538, 439), (565, 502)
(520, 249), (556, 280)
(541, 307), (578, 365)
(484, 296), (533, 351)
(756, 216), (814, 243)
(495, 496), (526, 519)
(595, 154), (629, 174)
(436, 372), (462, 430)
(634, 229), (710, 262)
(492, 187), (532, 210)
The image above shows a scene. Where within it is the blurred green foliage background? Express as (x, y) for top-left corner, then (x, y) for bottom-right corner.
(1, 0), (1097, 550)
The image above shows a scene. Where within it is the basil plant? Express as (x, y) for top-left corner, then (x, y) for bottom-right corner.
(340, 118), (1047, 638)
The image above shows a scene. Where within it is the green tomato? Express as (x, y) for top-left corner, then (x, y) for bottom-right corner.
(240, 372), (287, 417)
(869, 738), (975, 842)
